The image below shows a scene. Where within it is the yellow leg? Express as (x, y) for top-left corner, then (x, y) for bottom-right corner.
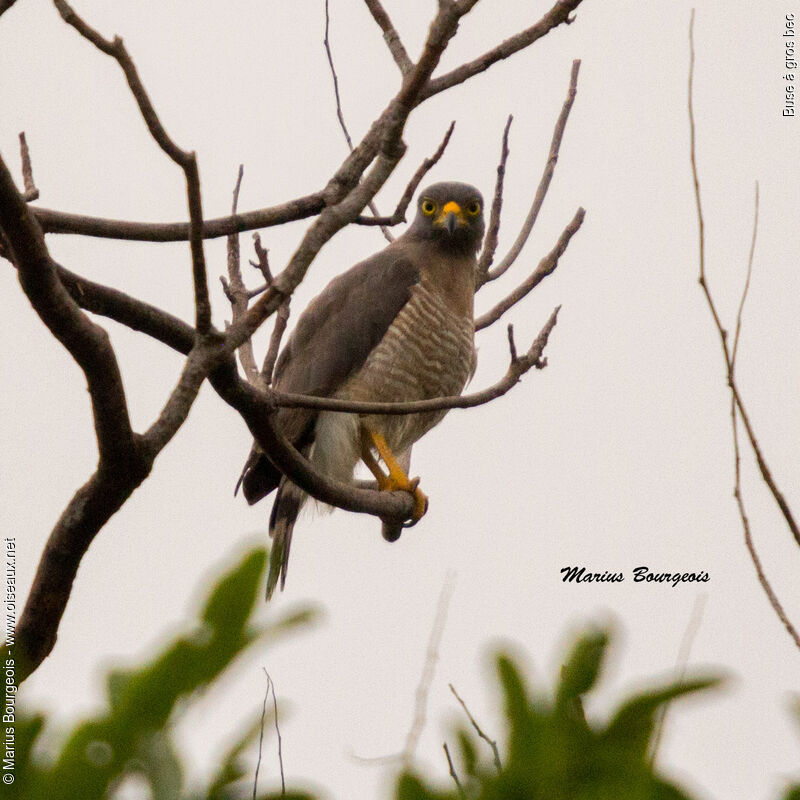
(362, 428), (428, 523)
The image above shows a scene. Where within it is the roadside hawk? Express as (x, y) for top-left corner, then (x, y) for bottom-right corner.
(238, 181), (485, 598)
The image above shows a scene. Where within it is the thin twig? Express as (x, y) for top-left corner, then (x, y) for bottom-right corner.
(402, 574), (456, 768)
(53, 0), (212, 334)
(731, 182), (758, 369)
(729, 187), (800, 648)
(224, 165), (260, 383)
(475, 209), (584, 330)
(475, 115), (512, 285)
(443, 743), (466, 798)
(649, 594), (708, 764)
(688, 12), (800, 647)
(262, 300), (291, 387)
(420, 0), (584, 102)
(506, 324), (518, 364)
(484, 60), (581, 284)
(251, 232), (273, 284)
(354, 121), (456, 227)
(268, 670), (286, 797)
(253, 672), (270, 800)
(19, 132), (40, 201)
(33, 0), (586, 245)
(253, 670), (286, 798)
(449, 683), (502, 772)
(324, 0), (393, 242)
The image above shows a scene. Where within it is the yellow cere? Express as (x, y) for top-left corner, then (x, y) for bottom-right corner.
(441, 200), (462, 216)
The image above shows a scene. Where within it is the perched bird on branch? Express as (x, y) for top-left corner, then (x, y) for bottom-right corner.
(237, 182), (485, 598)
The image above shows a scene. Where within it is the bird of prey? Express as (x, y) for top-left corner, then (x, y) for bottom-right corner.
(238, 181), (485, 598)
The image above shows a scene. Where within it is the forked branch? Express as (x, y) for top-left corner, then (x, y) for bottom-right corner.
(688, 11), (800, 649)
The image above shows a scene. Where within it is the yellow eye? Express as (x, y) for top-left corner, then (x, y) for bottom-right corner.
(421, 199), (436, 216)
(467, 200), (481, 216)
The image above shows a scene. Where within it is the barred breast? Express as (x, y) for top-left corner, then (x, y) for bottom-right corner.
(338, 280), (476, 453)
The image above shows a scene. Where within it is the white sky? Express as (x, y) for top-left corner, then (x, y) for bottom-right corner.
(2, 1), (799, 798)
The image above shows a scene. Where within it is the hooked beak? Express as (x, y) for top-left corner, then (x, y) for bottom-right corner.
(438, 200), (463, 236)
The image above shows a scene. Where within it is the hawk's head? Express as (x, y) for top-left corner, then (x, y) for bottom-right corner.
(408, 182), (485, 254)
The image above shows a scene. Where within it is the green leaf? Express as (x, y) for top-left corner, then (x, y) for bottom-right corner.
(456, 728), (477, 776)
(396, 773), (442, 800)
(130, 730), (184, 800)
(604, 677), (722, 758)
(556, 629), (608, 710)
(497, 653), (530, 725)
(202, 548), (267, 631)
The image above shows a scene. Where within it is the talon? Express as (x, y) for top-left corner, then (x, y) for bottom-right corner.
(360, 428), (430, 527)
(408, 484), (429, 526)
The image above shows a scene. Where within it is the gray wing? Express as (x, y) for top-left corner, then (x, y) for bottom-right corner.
(238, 242), (420, 504)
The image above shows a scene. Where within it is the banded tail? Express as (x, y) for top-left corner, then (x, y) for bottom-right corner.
(266, 479), (305, 600)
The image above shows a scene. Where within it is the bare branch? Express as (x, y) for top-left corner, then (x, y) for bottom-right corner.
(650, 594), (708, 764)
(688, 14), (799, 549)
(19, 132), (40, 201)
(475, 115), (512, 285)
(262, 300), (291, 387)
(16, 466), (150, 682)
(252, 669), (285, 799)
(324, 0), (354, 152)
(55, 0), (212, 333)
(33, 1), (583, 245)
(688, 12), (800, 647)
(225, 2), (481, 355)
(475, 208), (583, 330)
(139, 344), (218, 458)
(728, 186), (799, 648)
(0, 155), (153, 680)
(731, 182), (758, 368)
(484, 59), (581, 285)
(209, 364), (417, 525)
(355, 121), (456, 227)
(421, 0), (585, 101)
(0, 0), (20, 19)
(449, 683), (502, 772)
(57, 263), (195, 354)
(33, 192), (326, 241)
(0, 155), (136, 468)
(402, 575), (455, 768)
(54, 0), (189, 163)
(251, 232), (273, 284)
(224, 165), (260, 383)
(443, 743), (466, 799)
(185, 154), (212, 334)
(506, 323), (518, 364)
(324, 0), (394, 242)
(252, 670), (269, 800)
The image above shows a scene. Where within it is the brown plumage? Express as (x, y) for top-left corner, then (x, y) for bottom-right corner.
(237, 182), (485, 598)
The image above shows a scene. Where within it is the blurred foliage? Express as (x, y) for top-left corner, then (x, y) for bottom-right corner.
(398, 629), (720, 800)
(16, 547), (316, 800)
(14, 548), (800, 799)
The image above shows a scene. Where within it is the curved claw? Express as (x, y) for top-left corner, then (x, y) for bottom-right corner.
(402, 478), (429, 528)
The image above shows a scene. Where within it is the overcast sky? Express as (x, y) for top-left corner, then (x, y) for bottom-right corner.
(3, 1), (799, 798)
